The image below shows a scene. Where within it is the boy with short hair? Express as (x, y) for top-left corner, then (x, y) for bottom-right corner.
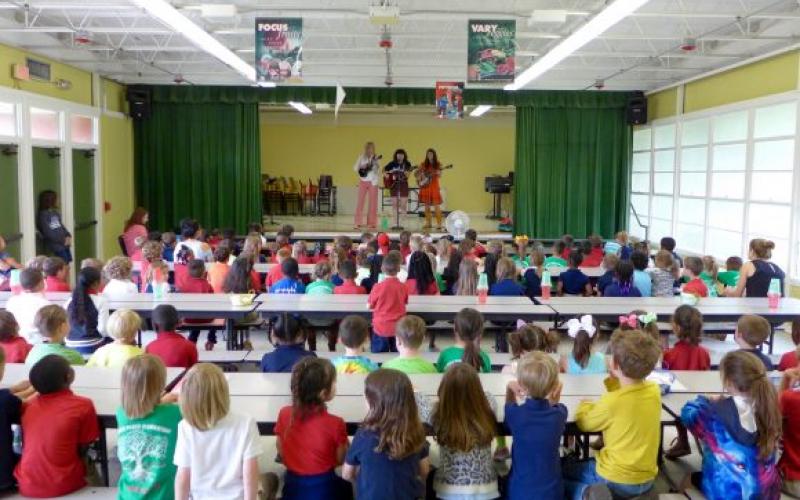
(682, 256), (708, 298)
(42, 257), (70, 292)
(735, 314), (774, 370)
(265, 248), (291, 289)
(368, 250), (408, 353)
(331, 315), (378, 374)
(144, 304), (198, 368)
(14, 354), (100, 497)
(5, 269), (51, 344)
(382, 315), (437, 374)
(335, 260), (366, 295)
(306, 261), (335, 295)
(660, 236), (683, 267)
(558, 250), (592, 296)
(269, 257), (306, 294)
(26, 305), (84, 366)
(718, 256), (743, 288)
(176, 259), (217, 349)
(596, 253), (619, 296)
(630, 251), (652, 297)
(161, 232), (177, 262)
(567, 330), (662, 499)
(261, 314), (316, 373)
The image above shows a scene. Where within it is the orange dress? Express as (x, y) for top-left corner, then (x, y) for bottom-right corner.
(418, 162), (443, 205)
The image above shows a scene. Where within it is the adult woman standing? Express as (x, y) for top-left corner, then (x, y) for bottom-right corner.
(36, 190), (72, 263)
(353, 141), (381, 229)
(417, 148), (444, 229)
(384, 149), (413, 223)
(726, 238), (785, 297)
(122, 207), (149, 260)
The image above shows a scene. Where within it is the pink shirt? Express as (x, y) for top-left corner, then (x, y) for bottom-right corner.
(122, 224), (147, 261)
(368, 277), (408, 337)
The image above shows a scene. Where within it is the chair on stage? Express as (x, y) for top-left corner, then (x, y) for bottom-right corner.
(283, 177), (302, 215)
(316, 175), (336, 216)
(262, 175), (283, 217)
(298, 178), (318, 215)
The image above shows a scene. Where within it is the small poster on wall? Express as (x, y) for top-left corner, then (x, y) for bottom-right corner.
(255, 18), (303, 83)
(467, 20), (516, 82)
(435, 81), (464, 120)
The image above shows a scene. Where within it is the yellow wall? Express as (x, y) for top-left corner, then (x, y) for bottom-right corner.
(260, 110), (515, 214)
(102, 79), (127, 114)
(646, 87), (678, 121)
(99, 114), (134, 258)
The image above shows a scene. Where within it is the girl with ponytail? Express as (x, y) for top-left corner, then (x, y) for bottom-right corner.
(681, 350), (781, 499)
(559, 315), (606, 375)
(436, 308), (491, 373)
(65, 266), (110, 354)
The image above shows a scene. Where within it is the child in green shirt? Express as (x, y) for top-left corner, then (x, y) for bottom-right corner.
(699, 256), (720, 297)
(543, 241), (568, 270)
(26, 305), (84, 366)
(382, 315), (437, 374)
(305, 261), (335, 295)
(436, 308), (492, 373)
(717, 256), (742, 288)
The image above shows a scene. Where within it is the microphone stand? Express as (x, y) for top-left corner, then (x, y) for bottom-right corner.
(391, 169), (404, 231)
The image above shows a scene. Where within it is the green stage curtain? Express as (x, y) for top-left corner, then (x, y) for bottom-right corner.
(513, 106), (631, 239)
(133, 102), (261, 232)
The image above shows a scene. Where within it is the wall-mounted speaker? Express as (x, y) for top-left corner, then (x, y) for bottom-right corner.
(126, 86), (151, 120)
(626, 91), (647, 125)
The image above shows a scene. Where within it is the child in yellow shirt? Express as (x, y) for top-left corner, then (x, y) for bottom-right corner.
(86, 309), (144, 368)
(564, 329), (662, 499)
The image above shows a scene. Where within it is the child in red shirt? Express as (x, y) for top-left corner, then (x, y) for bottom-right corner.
(0, 311), (32, 363)
(266, 248), (290, 289)
(334, 261), (366, 295)
(368, 251), (408, 353)
(579, 235), (604, 268)
(292, 241), (314, 265)
(780, 368), (800, 497)
(376, 233), (390, 255)
(14, 354), (99, 497)
(207, 246), (231, 294)
(145, 304), (198, 368)
(182, 259), (218, 350)
(274, 357), (350, 498)
(681, 256), (708, 298)
(43, 257), (70, 292)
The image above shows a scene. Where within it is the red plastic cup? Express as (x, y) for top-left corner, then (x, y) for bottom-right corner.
(768, 292), (780, 309)
(478, 288), (488, 304)
(541, 285), (551, 300)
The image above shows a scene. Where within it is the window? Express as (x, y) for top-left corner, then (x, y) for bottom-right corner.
(30, 107), (60, 141)
(0, 102), (15, 137)
(629, 98), (798, 275)
(70, 114), (96, 144)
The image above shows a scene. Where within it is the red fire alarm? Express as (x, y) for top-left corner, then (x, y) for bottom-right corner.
(104, 201), (111, 212)
(12, 64), (30, 81)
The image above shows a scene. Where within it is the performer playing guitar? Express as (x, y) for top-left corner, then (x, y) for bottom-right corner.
(353, 141), (381, 229)
(383, 149), (413, 222)
(417, 148), (451, 229)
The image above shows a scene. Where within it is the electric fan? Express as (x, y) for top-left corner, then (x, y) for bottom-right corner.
(445, 210), (471, 240)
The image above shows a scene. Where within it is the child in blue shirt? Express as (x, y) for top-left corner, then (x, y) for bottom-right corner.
(331, 315), (379, 374)
(603, 261), (642, 297)
(261, 314), (316, 373)
(161, 232), (176, 262)
(269, 258), (306, 294)
(558, 251), (591, 296)
(631, 251), (652, 297)
(489, 257), (524, 297)
(596, 253), (618, 296)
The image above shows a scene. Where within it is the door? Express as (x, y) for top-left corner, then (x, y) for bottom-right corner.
(0, 145), (21, 261)
(32, 146), (61, 255)
(71, 149), (97, 265)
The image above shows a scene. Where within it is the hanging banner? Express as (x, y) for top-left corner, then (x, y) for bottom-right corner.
(255, 18), (303, 83)
(435, 81), (464, 120)
(467, 20), (516, 82)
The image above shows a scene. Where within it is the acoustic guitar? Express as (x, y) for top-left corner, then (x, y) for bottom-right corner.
(357, 154), (382, 179)
(384, 165), (417, 190)
(415, 164), (453, 187)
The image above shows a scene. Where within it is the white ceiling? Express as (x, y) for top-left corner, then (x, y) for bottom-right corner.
(1, 0), (799, 91)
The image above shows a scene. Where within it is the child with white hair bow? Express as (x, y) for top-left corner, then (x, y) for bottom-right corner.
(559, 314), (608, 375)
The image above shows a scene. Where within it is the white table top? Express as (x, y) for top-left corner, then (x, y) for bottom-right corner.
(547, 267), (605, 278)
(1, 364), (184, 390)
(243, 349), (517, 366)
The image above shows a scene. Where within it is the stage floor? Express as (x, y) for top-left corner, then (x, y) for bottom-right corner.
(261, 214), (512, 241)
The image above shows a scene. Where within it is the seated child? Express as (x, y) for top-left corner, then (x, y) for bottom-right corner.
(335, 260), (366, 295)
(332, 315), (379, 374)
(368, 250), (408, 353)
(261, 314), (316, 373)
(660, 236), (683, 267)
(292, 240), (314, 265)
(700, 256), (720, 297)
(596, 253), (618, 296)
(560, 315), (606, 375)
(14, 354), (99, 497)
(780, 368), (800, 497)
(505, 352), (567, 499)
(603, 260), (642, 297)
(144, 304), (198, 369)
(522, 249), (545, 299)
(560, 234), (574, 260)
(269, 257), (306, 294)
(682, 351), (781, 498)
(207, 245), (231, 293)
(65, 267), (110, 354)
(580, 235), (605, 268)
(0, 311), (32, 363)
(566, 329), (662, 499)
(26, 305), (84, 366)
(383, 315), (437, 374)
(544, 241), (568, 269)
(139, 241), (164, 291)
(735, 314), (774, 370)
(274, 357), (351, 499)
(630, 251), (652, 297)
(102, 256), (139, 298)
(117, 354), (181, 498)
(5, 268), (51, 343)
(437, 308), (492, 373)
(489, 257), (524, 296)
(161, 231), (177, 262)
(175, 363), (264, 500)
(648, 250), (677, 297)
(0, 235), (22, 291)
(180, 259), (218, 349)
(603, 231), (631, 260)
(717, 256), (743, 289)
(342, 370), (429, 499)
(144, 260), (172, 294)
(43, 257), (70, 292)
(558, 251), (591, 296)
(86, 309), (143, 368)
(502, 322), (557, 375)
(406, 251), (439, 296)
(0, 347), (28, 491)
(306, 261), (335, 295)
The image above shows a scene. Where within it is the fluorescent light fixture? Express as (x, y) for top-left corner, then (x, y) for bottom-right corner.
(288, 101), (313, 115)
(469, 105), (492, 117)
(506, 0), (650, 90)
(256, 81), (276, 88)
(129, 0), (256, 82)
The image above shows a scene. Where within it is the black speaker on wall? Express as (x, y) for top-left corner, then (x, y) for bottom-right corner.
(626, 91), (647, 125)
(126, 86), (151, 120)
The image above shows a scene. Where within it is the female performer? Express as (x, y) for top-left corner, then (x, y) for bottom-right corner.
(418, 148), (444, 229)
(384, 149), (413, 222)
(353, 141), (380, 229)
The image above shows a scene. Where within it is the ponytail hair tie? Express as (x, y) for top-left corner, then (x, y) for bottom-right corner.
(566, 315), (596, 338)
(618, 314), (638, 328)
(638, 312), (657, 325)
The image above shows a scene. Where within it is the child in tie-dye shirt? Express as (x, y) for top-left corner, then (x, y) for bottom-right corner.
(332, 315), (378, 374)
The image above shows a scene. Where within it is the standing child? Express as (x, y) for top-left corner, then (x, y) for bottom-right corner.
(558, 251), (592, 296)
(560, 315), (606, 375)
(368, 251), (408, 353)
(43, 257), (70, 292)
(343, 369), (430, 499)
(648, 250), (678, 297)
(26, 305), (84, 366)
(490, 257), (524, 296)
(260, 314), (316, 373)
(630, 251), (652, 297)
(382, 315), (437, 374)
(145, 304), (198, 369)
(274, 357), (350, 499)
(779, 368), (800, 497)
(174, 363), (264, 500)
(207, 245), (231, 293)
(603, 260), (642, 297)
(334, 260), (366, 295)
(102, 256), (139, 298)
(306, 261), (335, 295)
(332, 315), (379, 374)
(65, 266), (110, 354)
(14, 355), (99, 497)
(566, 330), (662, 499)
(5, 268), (50, 343)
(0, 311), (32, 363)
(437, 308), (492, 373)
(681, 351), (781, 499)
(269, 258), (306, 294)
(505, 352), (567, 499)
(117, 354), (182, 499)
(735, 315), (774, 370)
(180, 259), (217, 350)
(86, 309), (144, 368)
(596, 253), (619, 296)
